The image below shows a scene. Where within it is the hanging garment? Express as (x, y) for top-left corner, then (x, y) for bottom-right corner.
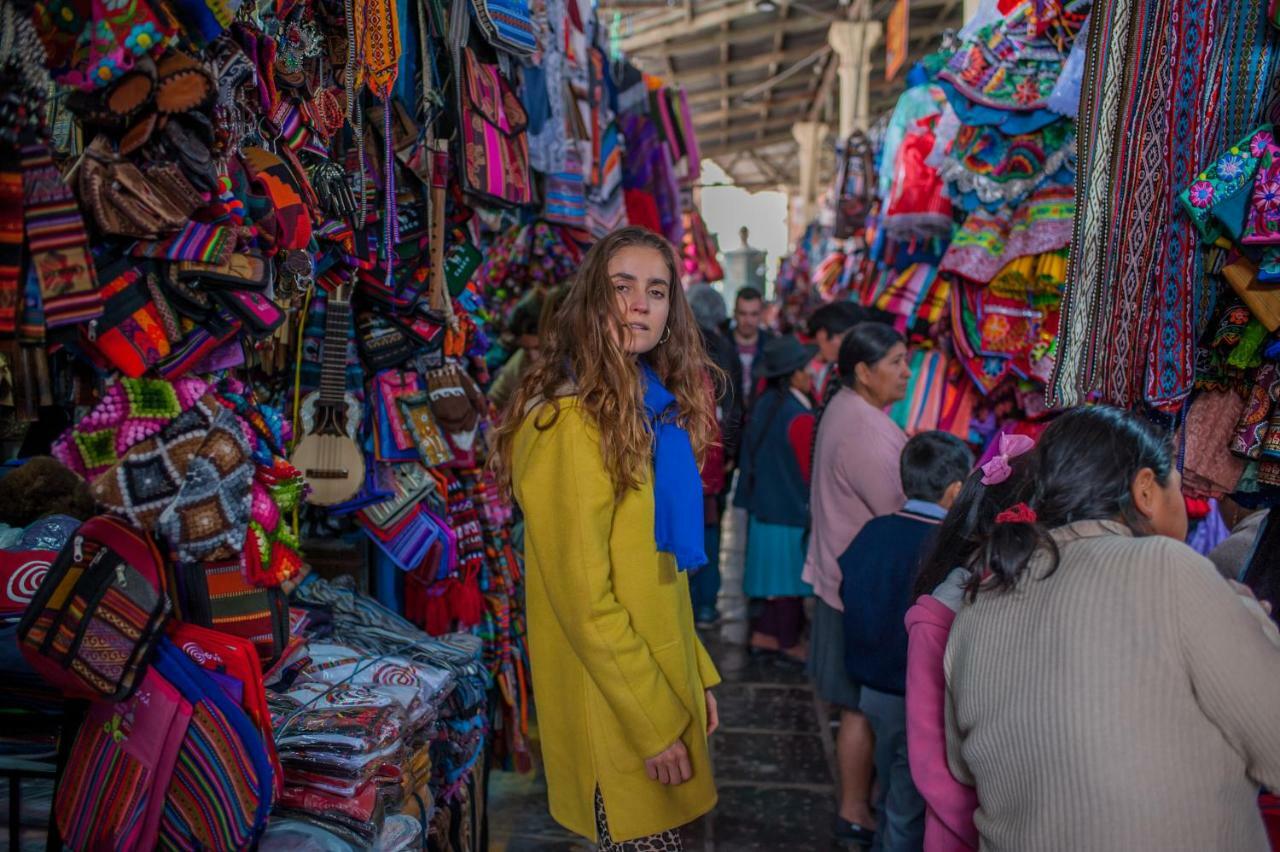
(1052, 0), (1280, 408)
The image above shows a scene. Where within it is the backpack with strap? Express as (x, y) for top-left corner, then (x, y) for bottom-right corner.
(833, 131), (877, 239)
(18, 515), (170, 701)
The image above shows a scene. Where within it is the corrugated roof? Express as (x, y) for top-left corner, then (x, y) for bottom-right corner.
(610, 0), (964, 188)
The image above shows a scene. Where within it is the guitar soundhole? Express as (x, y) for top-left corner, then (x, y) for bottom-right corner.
(313, 403), (347, 436)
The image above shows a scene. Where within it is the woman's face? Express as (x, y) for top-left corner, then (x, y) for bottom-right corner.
(790, 368), (814, 396)
(855, 341), (911, 408)
(609, 246), (672, 355)
(1133, 466), (1189, 541)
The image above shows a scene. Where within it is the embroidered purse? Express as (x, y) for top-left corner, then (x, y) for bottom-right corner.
(457, 48), (533, 207)
(17, 514), (171, 701)
(54, 666), (191, 850)
(84, 264), (174, 378)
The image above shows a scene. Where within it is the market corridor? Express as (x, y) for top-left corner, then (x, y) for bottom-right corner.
(490, 506), (841, 851)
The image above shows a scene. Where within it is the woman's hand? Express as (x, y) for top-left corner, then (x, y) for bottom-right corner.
(645, 740), (693, 785)
(705, 689), (719, 735)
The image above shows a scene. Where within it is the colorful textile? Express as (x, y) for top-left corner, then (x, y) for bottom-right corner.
(939, 0), (1089, 113)
(940, 121), (1075, 211)
(1053, 0), (1280, 408)
(941, 182), (1075, 283)
(1179, 127), (1272, 244)
(52, 377), (209, 480)
(21, 143), (101, 329)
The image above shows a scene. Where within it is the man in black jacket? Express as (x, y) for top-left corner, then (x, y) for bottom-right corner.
(687, 283), (742, 627)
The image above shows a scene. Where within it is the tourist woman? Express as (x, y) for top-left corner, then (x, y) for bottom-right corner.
(803, 322), (912, 845)
(495, 227), (721, 849)
(947, 406), (1280, 850)
(734, 335), (819, 660)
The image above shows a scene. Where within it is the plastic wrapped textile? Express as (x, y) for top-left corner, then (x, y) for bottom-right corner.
(272, 807), (381, 848)
(274, 703), (404, 754)
(278, 739), (403, 781)
(375, 815), (424, 851)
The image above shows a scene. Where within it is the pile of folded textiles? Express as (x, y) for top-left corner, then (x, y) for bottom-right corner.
(256, 573), (488, 848)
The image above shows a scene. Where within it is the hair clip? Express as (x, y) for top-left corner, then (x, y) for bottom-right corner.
(980, 433), (1036, 486)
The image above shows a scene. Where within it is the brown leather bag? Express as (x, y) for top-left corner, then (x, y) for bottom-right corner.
(77, 138), (195, 238)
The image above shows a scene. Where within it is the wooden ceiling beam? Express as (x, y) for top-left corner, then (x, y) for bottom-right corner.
(609, 0), (737, 40)
(687, 77), (813, 105)
(692, 89), (816, 125)
(806, 48), (838, 121)
(622, 0), (756, 51)
(673, 44), (821, 83)
(702, 131), (795, 159)
(631, 13), (831, 57)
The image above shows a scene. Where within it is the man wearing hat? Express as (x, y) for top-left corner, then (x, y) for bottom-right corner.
(732, 336), (819, 661)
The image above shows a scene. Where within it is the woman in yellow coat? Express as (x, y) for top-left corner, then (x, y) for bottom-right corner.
(494, 227), (722, 848)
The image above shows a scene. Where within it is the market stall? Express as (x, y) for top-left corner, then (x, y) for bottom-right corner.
(781, 0), (1089, 447)
(0, 0), (707, 843)
(783, 0), (1280, 588)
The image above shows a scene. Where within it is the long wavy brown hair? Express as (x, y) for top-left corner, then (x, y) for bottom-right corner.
(491, 227), (719, 497)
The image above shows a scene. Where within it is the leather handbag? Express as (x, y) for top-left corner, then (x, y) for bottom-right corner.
(77, 138), (196, 238)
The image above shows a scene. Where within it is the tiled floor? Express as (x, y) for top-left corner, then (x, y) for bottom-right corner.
(490, 507), (847, 851)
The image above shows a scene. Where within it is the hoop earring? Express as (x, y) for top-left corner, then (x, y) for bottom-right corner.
(659, 326), (671, 345)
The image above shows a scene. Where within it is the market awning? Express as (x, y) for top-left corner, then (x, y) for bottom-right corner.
(607, 0), (967, 190)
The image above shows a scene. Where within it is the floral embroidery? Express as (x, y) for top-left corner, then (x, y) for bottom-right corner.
(1188, 180), (1216, 208)
(123, 22), (159, 54)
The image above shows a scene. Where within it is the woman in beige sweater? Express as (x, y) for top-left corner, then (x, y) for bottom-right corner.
(945, 406), (1280, 851)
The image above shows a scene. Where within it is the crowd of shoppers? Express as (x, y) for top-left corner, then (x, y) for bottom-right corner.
(495, 226), (1280, 851)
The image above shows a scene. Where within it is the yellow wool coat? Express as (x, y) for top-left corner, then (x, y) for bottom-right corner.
(511, 398), (721, 842)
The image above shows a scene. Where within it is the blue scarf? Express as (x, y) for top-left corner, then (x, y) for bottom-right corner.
(641, 363), (707, 571)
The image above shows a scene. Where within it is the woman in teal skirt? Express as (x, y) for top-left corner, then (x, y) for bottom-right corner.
(734, 336), (817, 661)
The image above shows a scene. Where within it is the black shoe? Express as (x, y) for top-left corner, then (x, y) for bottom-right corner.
(833, 817), (875, 848)
(747, 644), (776, 658)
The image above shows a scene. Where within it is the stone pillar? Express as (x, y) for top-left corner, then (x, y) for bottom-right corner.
(828, 20), (883, 137)
(791, 121), (828, 232)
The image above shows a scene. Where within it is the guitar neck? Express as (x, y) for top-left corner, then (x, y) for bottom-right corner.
(318, 298), (352, 406)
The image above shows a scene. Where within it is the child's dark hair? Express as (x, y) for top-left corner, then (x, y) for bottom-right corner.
(807, 302), (865, 339)
(837, 322), (903, 390)
(900, 431), (974, 504)
(509, 293), (545, 338)
(972, 406), (1175, 598)
(913, 455), (1036, 598)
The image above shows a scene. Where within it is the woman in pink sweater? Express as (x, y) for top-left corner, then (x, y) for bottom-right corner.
(903, 438), (1035, 852)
